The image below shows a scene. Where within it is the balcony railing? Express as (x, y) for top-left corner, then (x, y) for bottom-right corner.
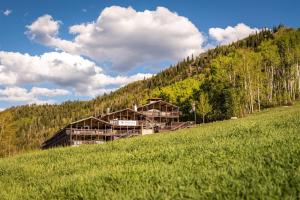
(140, 111), (180, 117)
(66, 128), (142, 136)
(66, 128), (112, 135)
(109, 120), (147, 126)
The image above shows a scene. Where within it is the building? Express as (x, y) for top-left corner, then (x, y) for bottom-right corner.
(137, 98), (182, 131)
(42, 117), (114, 149)
(42, 98), (193, 149)
(99, 108), (154, 135)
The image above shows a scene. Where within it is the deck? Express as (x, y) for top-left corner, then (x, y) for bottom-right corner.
(140, 111), (180, 118)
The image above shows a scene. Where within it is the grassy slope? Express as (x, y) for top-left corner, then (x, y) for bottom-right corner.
(1, 104), (300, 199)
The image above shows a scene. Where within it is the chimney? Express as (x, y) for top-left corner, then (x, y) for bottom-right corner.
(133, 104), (137, 111)
(106, 107), (110, 114)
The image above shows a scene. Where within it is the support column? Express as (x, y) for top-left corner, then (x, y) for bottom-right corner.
(134, 111), (136, 133)
(70, 124), (73, 146)
(119, 112), (122, 132)
(127, 109), (129, 134)
(76, 122), (78, 143)
(83, 120), (85, 142)
(97, 122), (100, 141)
(171, 106), (173, 128)
(159, 101), (161, 125)
(177, 107), (179, 122)
(165, 104), (167, 126)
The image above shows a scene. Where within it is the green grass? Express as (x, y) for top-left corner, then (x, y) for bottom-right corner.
(1, 105), (300, 199)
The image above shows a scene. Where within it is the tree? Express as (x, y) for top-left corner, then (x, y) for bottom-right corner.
(258, 40), (280, 105)
(197, 93), (212, 123)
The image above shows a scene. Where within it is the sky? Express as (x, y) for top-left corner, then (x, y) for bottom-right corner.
(0, 0), (299, 111)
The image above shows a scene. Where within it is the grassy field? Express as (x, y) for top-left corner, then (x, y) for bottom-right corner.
(1, 104), (300, 199)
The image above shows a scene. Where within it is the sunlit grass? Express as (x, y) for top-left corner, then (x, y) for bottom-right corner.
(0, 104), (300, 199)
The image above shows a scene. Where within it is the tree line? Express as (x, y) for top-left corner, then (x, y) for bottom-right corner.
(150, 27), (300, 122)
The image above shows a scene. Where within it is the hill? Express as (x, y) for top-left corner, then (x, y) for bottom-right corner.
(0, 104), (300, 199)
(1, 25), (300, 157)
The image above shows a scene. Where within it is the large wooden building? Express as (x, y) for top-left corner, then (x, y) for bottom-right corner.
(42, 117), (114, 149)
(99, 108), (153, 135)
(138, 98), (181, 131)
(42, 98), (193, 149)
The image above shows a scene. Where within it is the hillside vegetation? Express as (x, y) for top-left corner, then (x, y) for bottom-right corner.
(1, 26), (300, 157)
(0, 104), (300, 199)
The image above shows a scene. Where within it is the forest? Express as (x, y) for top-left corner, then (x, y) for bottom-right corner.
(0, 25), (300, 157)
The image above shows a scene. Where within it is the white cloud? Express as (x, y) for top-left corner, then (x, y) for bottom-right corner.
(0, 86), (68, 104)
(0, 51), (101, 86)
(25, 15), (79, 53)
(26, 15), (60, 41)
(30, 87), (70, 97)
(209, 23), (260, 45)
(0, 108), (4, 112)
(85, 72), (153, 97)
(3, 9), (12, 16)
(0, 51), (152, 97)
(26, 6), (205, 71)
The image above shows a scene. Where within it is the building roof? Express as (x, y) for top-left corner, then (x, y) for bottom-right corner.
(69, 116), (111, 126)
(100, 108), (147, 120)
(147, 97), (162, 101)
(138, 99), (179, 110)
(67, 116), (112, 129)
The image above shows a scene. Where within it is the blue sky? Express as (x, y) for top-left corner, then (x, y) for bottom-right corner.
(0, 0), (299, 110)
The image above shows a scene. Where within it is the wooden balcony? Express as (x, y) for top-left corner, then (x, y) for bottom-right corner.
(66, 128), (142, 136)
(66, 128), (112, 135)
(109, 120), (148, 127)
(140, 111), (180, 118)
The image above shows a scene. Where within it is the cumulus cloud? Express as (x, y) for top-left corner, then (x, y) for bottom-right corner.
(26, 6), (205, 71)
(25, 15), (79, 53)
(0, 86), (68, 104)
(0, 51), (101, 86)
(3, 9), (12, 16)
(0, 51), (152, 97)
(209, 23), (260, 45)
(30, 87), (70, 97)
(26, 15), (60, 42)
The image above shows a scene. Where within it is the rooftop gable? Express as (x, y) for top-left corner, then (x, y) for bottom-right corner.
(100, 108), (147, 121)
(68, 116), (112, 129)
(138, 100), (179, 110)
